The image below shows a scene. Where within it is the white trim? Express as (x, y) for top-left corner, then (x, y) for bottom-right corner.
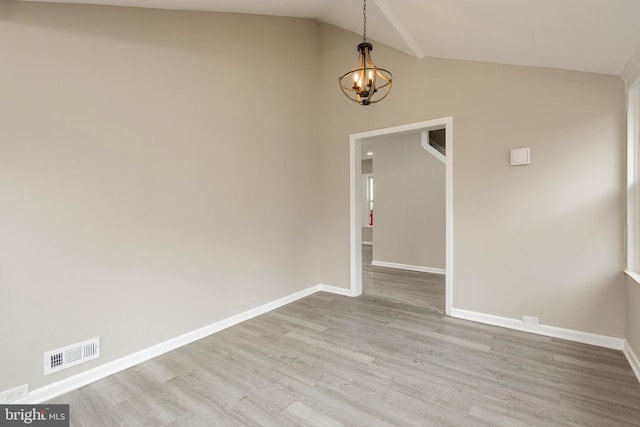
(371, 260), (445, 275)
(317, 284), (357, 297)
(350, 136), (363, 296)
(624, 341), (640, 383)
(420, 131), (446, 164)
(349, 117), (454, 315)
(362, 241), (373, 246)
(450, 308), (625, 350)
(445, 119), (453, 316)
(624, 270), (640, 286)
(25, 284), (352, 404)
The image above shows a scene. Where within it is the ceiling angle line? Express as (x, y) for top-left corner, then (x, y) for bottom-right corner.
(621, 44), (640, 84)
(372, 0), (424, 59)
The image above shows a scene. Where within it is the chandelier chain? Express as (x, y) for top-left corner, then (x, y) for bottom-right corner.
(363, 0), (367, 42)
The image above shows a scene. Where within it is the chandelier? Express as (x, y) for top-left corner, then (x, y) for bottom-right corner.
(338, 0), (393, 105)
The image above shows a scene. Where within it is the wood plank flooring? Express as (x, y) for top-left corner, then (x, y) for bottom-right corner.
(48, 253), (640, 426)
(362, 245), (445, 314)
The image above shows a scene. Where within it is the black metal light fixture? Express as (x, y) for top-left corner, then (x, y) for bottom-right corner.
(338, 0), (392, 105)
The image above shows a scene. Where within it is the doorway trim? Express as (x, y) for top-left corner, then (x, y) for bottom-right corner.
(349, 117), (454, 315)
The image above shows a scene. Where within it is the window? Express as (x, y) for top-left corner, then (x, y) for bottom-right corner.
(363, 174), (374, 227)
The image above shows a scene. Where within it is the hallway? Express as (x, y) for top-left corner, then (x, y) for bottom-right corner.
(362, 245), (445, 314)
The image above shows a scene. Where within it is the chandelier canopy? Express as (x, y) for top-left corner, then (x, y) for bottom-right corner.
(338, 0), (392, 106)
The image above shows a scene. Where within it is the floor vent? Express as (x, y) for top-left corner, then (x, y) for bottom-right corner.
(44, 337), (100, 375)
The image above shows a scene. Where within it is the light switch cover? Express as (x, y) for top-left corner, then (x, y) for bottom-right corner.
(510, 148), (530, 166)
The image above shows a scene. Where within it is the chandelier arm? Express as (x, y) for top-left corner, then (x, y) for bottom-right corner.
(368, 95), (390, 104)
(339, 83), (362, 104)
(367, 83), (393, 103)
(375, 69), (392, 83)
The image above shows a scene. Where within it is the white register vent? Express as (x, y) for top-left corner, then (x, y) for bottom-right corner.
(44, 337), (100, 375)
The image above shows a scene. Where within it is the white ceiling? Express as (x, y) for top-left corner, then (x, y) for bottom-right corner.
(21, 0), (640, 75)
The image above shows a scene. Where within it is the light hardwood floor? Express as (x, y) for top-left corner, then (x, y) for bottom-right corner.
(49, 252), (640, 426)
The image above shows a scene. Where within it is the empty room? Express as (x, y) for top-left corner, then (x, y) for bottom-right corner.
(2, 0), (640, 425)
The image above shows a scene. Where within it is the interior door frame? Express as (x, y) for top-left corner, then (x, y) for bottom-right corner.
(349, 117), (454, 315)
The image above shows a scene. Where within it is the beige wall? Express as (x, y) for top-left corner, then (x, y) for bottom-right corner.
(0, 2), (320, 391)
(372, 133), (445, 268)
(627, 277), (640, 357)
(362, 159), (373, 174)
(318, 24), (626, 337)
(362, 227), (373, 242)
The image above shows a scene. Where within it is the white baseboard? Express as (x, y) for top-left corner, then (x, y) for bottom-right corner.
(450, 308), (625, 350)
(26, 284), (352, 404)
(624, 341), (640, 383)
(371, 260), (445, 275)
(362, 241), (373, 246)
(28, 286), (635, 403)
(317, 284), (357, 297)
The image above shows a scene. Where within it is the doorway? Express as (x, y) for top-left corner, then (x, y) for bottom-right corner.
(349, 118), (453, 315)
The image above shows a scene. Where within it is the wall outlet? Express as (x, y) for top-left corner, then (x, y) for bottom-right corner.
(522, 315), (539, 326)
(1, 384), (29, 403)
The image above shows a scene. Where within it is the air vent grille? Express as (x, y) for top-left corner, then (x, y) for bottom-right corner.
(44, 337), (100, 375)
(85, 341), (98, 358)
(50, 353), (63, 369)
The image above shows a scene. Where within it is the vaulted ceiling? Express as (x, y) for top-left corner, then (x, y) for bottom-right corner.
(20, 0), (640, 76)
